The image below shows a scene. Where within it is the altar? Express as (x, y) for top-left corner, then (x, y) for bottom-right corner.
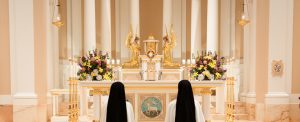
(78, 80), (226, 122)
(47, 26), (232, 122)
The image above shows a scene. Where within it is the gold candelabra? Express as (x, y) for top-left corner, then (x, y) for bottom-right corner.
(226, 77), (235, 122)
(69, 77), (79, 122)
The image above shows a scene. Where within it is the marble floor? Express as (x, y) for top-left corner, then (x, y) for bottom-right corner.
(0, 105), (258, 122)
(0, 105), (12, 122)
(0, 104), (50, 122)
(1, 104), (300, 122)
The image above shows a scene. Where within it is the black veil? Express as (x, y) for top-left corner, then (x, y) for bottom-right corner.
(175, 80), (196, 122)
(106, 81), (128, 122)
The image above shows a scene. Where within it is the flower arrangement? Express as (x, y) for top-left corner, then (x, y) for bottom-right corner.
(191, 52), (227, 80)
(77, 49), (113, 81)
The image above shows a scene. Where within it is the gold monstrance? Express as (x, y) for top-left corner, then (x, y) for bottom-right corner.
(143, 35), (159, 57)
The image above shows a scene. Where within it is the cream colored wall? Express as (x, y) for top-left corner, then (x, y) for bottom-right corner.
(292, 0), (300, 94)
(0, 0), (11, 95)
(255, 0), (269, 103)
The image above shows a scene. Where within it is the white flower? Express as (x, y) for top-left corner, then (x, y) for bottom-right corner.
(198, 74), (204, 81)
(96, 75), (102, 81)
(93, 69), (99, 74)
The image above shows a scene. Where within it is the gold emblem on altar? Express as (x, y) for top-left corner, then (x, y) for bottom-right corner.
(122, 26), (141, 68)
(162, 25), (180, 68)
(272, 60), (284, 76)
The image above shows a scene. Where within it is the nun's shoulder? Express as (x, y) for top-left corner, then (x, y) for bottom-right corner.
(126, 101), (133, 106)
(194, 100), (201, 107)
(169, 100), (177, 106)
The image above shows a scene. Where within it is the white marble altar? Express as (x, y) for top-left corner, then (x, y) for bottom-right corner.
(78, 80), (226, 121)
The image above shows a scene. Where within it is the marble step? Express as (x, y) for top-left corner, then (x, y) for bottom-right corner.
(234, 102), (247, 114)
(211, 113), (248, 120)
(210, 102), (247, 114)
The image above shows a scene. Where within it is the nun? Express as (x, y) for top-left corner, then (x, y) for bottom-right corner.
(101, 81), (135, 122)
(165, 80), (205, 122)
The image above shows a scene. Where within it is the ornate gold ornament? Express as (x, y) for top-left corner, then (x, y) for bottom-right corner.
(147, 50), (155, 59)
(162, 25), (180, 68)
(122, 25), (141, 68)
(272, 60), (284, 76)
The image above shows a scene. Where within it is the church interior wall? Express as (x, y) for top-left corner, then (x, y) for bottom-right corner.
(0, 0), (300, 121)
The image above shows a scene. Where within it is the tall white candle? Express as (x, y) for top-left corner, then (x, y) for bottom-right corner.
(116, 59), (120, 65)
(107, 59), (110, 65)
(191, 59), (196, 64)
(187, 59), (191, 64)
(182, 59), (186, 65)
(111, 59), (115, 65)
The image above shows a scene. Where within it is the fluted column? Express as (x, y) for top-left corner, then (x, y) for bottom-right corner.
(191, 0), (201, 55)
(220, 0), (231, 57)
(246, 0), (256, 104)
(100, 0), (112, 54)
(206, 0), (219, 52)
(241, 18), (250, 102)
(130, 0), (139, 35)
(84, 0), (96, 53)
(163, 0), (172, 35)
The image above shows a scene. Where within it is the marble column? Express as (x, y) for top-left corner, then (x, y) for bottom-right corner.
(71, 0), (83, 58)
(220, 0), (231, 57)
(84, 0), (96, 53)
(99, 0), (112, 55)
(130, 0), (139, 36)
(9, 0), (37, 105)
(206, 0), (219, 52)
(241, 18), (250, 102)
(163, 0), (172, 35)
(191, 0), (201, 56)
(246, 0), (256, 104)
